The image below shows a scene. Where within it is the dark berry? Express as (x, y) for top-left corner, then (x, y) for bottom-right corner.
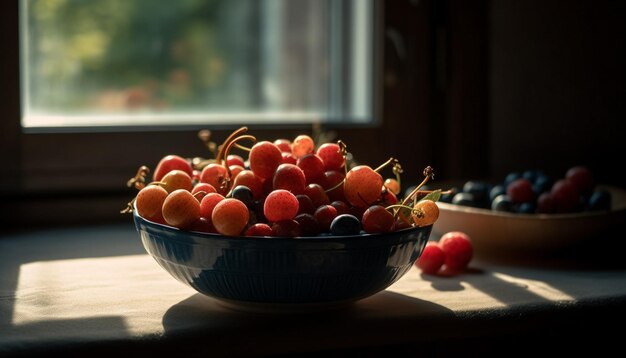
(491, 194), (515, 212)
(451, 192), (478, 207)
(533, 174), (552, 194)
(463, 180), (490, 204)
(522, 169), (542, 183)
(489, 185), (506, 202)
(294, 213), (321, 236)
(440, 186), (460, 203)
(330, 214), (361, 236)
(588, 190), (611, 211)
(504, 172), (522, 187)
(517, 202), (536, 214)
(231, 185), (254, 208)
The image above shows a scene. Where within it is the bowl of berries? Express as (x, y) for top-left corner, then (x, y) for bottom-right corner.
(124, 127), (441, 310)
(432, 167), (626, 256)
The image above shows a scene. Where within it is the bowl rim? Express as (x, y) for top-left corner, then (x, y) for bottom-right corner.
(133, 209), (432, 245)
(438, 184), (626, 221)
(437, 201), (625, 221)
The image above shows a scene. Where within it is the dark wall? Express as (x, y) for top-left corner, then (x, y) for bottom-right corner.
(489, 0), (626, 186)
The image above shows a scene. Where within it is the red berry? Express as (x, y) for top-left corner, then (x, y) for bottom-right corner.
(245, 223), (273, 237)
(565, 166), (594, 193)
(160, 169), (193, 193)
(297, 153), (325, 185)
(191, 183), (217, 202)
(273, 163), (306, 194)
(281, 152), (297, 165)
(153, 154), (193, 182)
(232, 170), (263, 199)
(273, 139), (292, 153)
(314, 205), (338, 232)
(199, 192), (225, 222)
(162, 189), (201, 229)
(362, 205), (394, 234)
(330, 200), (350, 215)
(188, 217), (216, 233)
(294, 213), (321, 236)
(415, 242), (445, 275)
(296, 194), (316, 215)
(212, 198), (249, 236)
(551, 179), (580, 213)
(316, 143), (345, 171)
(200, 163), (228, 194)
(344, 165), (383, 208)
(291, 135), (315, 158)
(135, 185), (168, 223)
(264, 189), (299, 222)
(506, 178), (534, 204)
(438, 231), (473, 272)
(249, 141), (282, 180)
(271, 220), (302, 237)
(226, 154), (245, 168)
(321, 170), (346, 202)
(536, 192), (556, 213)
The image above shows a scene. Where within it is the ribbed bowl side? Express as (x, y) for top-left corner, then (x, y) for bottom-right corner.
(135, 214), (431, 304)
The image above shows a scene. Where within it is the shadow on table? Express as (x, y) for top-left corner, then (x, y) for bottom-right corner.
(161, 291), (456, 357)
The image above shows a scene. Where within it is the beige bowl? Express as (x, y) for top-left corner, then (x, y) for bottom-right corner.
(433, 185), (626, 256)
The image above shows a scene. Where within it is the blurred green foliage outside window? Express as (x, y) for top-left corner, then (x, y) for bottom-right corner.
(21, 0), (374, 128)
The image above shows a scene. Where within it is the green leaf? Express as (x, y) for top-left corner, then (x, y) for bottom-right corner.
(420, 189), (442, 203)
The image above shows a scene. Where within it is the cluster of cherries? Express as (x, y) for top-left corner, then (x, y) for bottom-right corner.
(124, 127), (441, 238)
(415, 232), (473, 275)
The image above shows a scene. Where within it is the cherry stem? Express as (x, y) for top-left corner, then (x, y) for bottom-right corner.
(233, 143), (252, 152)
(215, 126), (248, 165)
(198, 130), (218, 159)
(401, 166), (434, 207)
(392, 162), (403, 191)
(126, 165), (150, 190)
(120, 197), (136, 214)
(324, 179), (345, 194)
(373, 157), (398, 173)
(192, 191), (207, 200)
(337, 140), (348, 176)
(385, 204), (414, 212)
(220, 134), (257, 193)
(324, 140), (349, 194)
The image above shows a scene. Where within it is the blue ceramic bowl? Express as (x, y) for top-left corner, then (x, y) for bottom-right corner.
(134, 212), (431, 307)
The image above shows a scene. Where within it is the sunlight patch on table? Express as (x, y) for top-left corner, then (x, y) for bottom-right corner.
(12, 255), (195, 335)
(488, 272), (576, 301)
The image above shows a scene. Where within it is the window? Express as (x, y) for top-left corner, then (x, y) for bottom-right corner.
(2, 0), (440, 226)
(21, 0), (374, 130)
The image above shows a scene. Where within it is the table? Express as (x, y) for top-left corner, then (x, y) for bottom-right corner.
(1, 224), (625, 357)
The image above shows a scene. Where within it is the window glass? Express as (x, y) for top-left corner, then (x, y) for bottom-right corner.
(21, 0), (374, 129)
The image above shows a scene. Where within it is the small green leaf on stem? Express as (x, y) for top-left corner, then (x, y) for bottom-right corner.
(420, 189), (442, 203)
